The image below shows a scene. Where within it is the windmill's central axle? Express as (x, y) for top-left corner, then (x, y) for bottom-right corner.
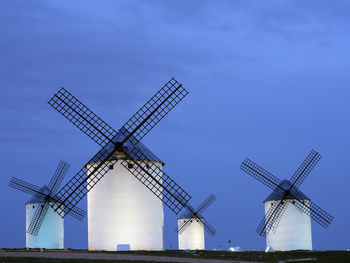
(114, 141), (123, 152)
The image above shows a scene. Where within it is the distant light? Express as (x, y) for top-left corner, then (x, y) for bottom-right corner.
(228, 246), (241, 252)
(265, 246), (274, 252)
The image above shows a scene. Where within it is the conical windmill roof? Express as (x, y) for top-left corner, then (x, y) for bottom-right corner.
(26, 185), (50, 204)
(179, 205), (204, 219)
(264, 179), (310, 202)
(90, 127), (164, 165)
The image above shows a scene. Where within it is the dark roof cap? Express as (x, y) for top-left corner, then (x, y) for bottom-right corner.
(26, 185), (50, 204)
(89, 127), (164, 165)
(264, 179), (310, 202)
(179, 205), (205, 219)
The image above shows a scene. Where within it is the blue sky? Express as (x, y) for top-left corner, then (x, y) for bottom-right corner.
(1, 0), (349, 250)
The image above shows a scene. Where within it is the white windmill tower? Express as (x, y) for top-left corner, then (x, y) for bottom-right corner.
(25, 186), (64, 249)
(177, 194), (216, 250)
(240, 150), (334, 251)
(9, 161), (86, 249)
(47, 78), (192, 251)
(178, 212), (205, 250)
(263, 180), (312, 250)
(87, 135), (165, 251)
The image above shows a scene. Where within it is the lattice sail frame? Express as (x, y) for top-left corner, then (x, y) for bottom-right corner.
(27, 201), (50, 235)
(48, 78), (192, 217)
(240, 150), (334, 237)
(240, 158), (282, 191)
(9, 161), (86, 236)
(176, 194), (217, 236)
(256, 200), (288, 237)
(289, 150), (321, 189)
(122, 146), (191, 214)
(9, 178), (46, 199)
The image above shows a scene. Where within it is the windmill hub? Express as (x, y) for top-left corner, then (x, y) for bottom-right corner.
(114, 142), (123, 152)
(283, 190), (291, 199)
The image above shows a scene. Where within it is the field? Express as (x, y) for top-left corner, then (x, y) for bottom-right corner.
(1, 249), (349, 263)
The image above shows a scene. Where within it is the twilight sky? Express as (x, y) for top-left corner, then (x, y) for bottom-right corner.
(1, 0), (350, 250)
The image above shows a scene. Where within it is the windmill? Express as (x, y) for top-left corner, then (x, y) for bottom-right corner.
(47, 78), (214, 250)
(240, 150), (334, 251)
(9, 160), (86, 249)
(177, 194), (216, 250)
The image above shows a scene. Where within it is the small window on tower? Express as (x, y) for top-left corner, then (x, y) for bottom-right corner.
(109, 165), (114, 170)
(128, 163), (133, 169)
(32, 205), (35, 209)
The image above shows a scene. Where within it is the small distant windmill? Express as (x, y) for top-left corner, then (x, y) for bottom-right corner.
(240, 150), (334, 251)
(177, 194), (216, 250)
(9, 160), (86, 249)
(47, 78), (201, 250)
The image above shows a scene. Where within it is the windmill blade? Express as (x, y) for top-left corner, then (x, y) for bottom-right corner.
(48, 78), (188, 150)
(63, 203), (86, 221)
(67, 204), (86, 221)
(48, 87), (118, 148)
(51, 141), (117, 218)
(9, 177), (46, 199)
(50, 195), (86, 221)
(289, 150), (321, 189)
(118, 78), (188, 147)
(240, 158), (283, 191)
(256, 200), (288, 237)
(48, 160), (70, 195)
(196, 194), (216, 214)
(292, 195), (334, 229)
(121, 146), (191, 214)
(201, 217), (217, 236)
(27, 201), (50, 236)
(269, 202), (288, 234)
(177, 217), (194, 235)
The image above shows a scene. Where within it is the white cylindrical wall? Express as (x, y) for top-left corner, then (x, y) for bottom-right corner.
(178, 218), (205, 250)
(25, 202), (64, 249)
(264, 200), (312, 251)
(87, 160), (164, 251)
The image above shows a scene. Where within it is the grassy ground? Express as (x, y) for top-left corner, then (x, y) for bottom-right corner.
(1, 249), (349, 263)
(121, 250), (349, 262)
(0, 258), (157, 263)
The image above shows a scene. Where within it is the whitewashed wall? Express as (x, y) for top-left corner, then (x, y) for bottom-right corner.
(264, 200), (312, 251)
(87, 160), (164, 251)
(178, 218), (205, 250)
(25, 202), (64, 249)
